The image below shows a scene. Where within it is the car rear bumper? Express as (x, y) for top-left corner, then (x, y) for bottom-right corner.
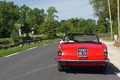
(55, 58), (109, 62)
(55, 58), (109, 66)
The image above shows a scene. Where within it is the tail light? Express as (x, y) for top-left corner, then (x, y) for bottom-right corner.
(103, 48), (108, 56)
(57, 47), (62, 56)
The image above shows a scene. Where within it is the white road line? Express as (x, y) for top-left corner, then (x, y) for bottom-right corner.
(43, 44), (48, 46)
(28, 47), (36, 50)
(5, 47), (37, 58)
(114, 72), (120, 78)
(5, 52), (20, 57)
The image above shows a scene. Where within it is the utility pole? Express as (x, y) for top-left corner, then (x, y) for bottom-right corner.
(117, 0), (120, 42)
(107, 0), (113, 40)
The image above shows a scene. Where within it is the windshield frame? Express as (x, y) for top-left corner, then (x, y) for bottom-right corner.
(62, 33), (100, 43)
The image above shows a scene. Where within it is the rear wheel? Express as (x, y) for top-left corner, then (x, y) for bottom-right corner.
(57, 62), (63, 71)
(100, 64), (107, 73)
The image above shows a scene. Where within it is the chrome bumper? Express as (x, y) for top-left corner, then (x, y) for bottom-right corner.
(55, 58), (109, 62)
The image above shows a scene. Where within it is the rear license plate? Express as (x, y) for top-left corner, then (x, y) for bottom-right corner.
(78, 48), (87, 58)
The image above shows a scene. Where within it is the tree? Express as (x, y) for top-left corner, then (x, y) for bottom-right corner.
(19, 4), (32, 36)
(27, 8), (46, 34)
(98, 25), (107, 33)
(89, 0), (119, 34)
(0, 1), (19, 38)
(44, 20), (58, 38)
(97, 18), (110, 33)
(19, 4), (31, 24)
(59, 20), (70, 33)
(46, 6), (58, 20)
(42, 6), (58, 38)
(85, 19), (96, 33)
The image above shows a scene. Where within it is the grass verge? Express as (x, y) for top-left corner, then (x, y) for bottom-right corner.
(0, 39), (59, 57)
(113, 42), (120, 47)
(102, 37), (114, 42)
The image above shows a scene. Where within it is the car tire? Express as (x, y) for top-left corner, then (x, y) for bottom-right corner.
(57, 62), (63, 71)
(100, 64), (107, 73)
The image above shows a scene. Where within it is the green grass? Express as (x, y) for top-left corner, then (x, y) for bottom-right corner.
(0, 39), (59, 57)
(102, 37), (114, 42)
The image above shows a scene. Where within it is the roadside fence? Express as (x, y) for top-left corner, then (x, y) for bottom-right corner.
(0, 38), (59, 50)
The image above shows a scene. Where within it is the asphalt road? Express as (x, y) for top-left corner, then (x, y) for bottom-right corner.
(0, 34), (120, 80)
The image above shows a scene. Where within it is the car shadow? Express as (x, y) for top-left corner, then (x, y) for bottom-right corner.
(64, 62), (120, 75)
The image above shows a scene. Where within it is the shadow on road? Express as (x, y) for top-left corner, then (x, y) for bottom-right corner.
(63, 62), (120, 75)
(107, 62), (120, 74)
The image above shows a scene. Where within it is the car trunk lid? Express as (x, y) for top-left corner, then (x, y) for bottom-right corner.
(61, 42), (104, 60)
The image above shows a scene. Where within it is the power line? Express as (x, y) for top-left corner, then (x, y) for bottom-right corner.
(58, 4), (90, 13)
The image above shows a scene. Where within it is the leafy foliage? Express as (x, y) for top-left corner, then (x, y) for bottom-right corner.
(59, 18), (98, 34)
(27, 8), (46, 34)
(89, 0), (119, 34)
(0, 1), (110, 44)
(0, 1), (19, 38)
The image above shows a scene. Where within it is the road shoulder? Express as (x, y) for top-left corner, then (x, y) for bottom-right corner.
(101, 39), (120, 70)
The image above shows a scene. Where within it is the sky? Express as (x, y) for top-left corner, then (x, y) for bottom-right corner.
(6, 0), (98, 21)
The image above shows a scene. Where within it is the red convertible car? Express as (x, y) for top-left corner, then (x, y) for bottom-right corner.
(55, 33), (109, 72)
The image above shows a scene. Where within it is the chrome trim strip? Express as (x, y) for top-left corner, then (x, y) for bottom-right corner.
(55, 58), (109, 62)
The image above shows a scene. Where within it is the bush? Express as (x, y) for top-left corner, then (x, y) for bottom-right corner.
(98, 25), (107, 33)
(0, 38), (12, 46)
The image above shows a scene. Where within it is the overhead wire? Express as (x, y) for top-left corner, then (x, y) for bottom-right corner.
(58, 4), (90, 13)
